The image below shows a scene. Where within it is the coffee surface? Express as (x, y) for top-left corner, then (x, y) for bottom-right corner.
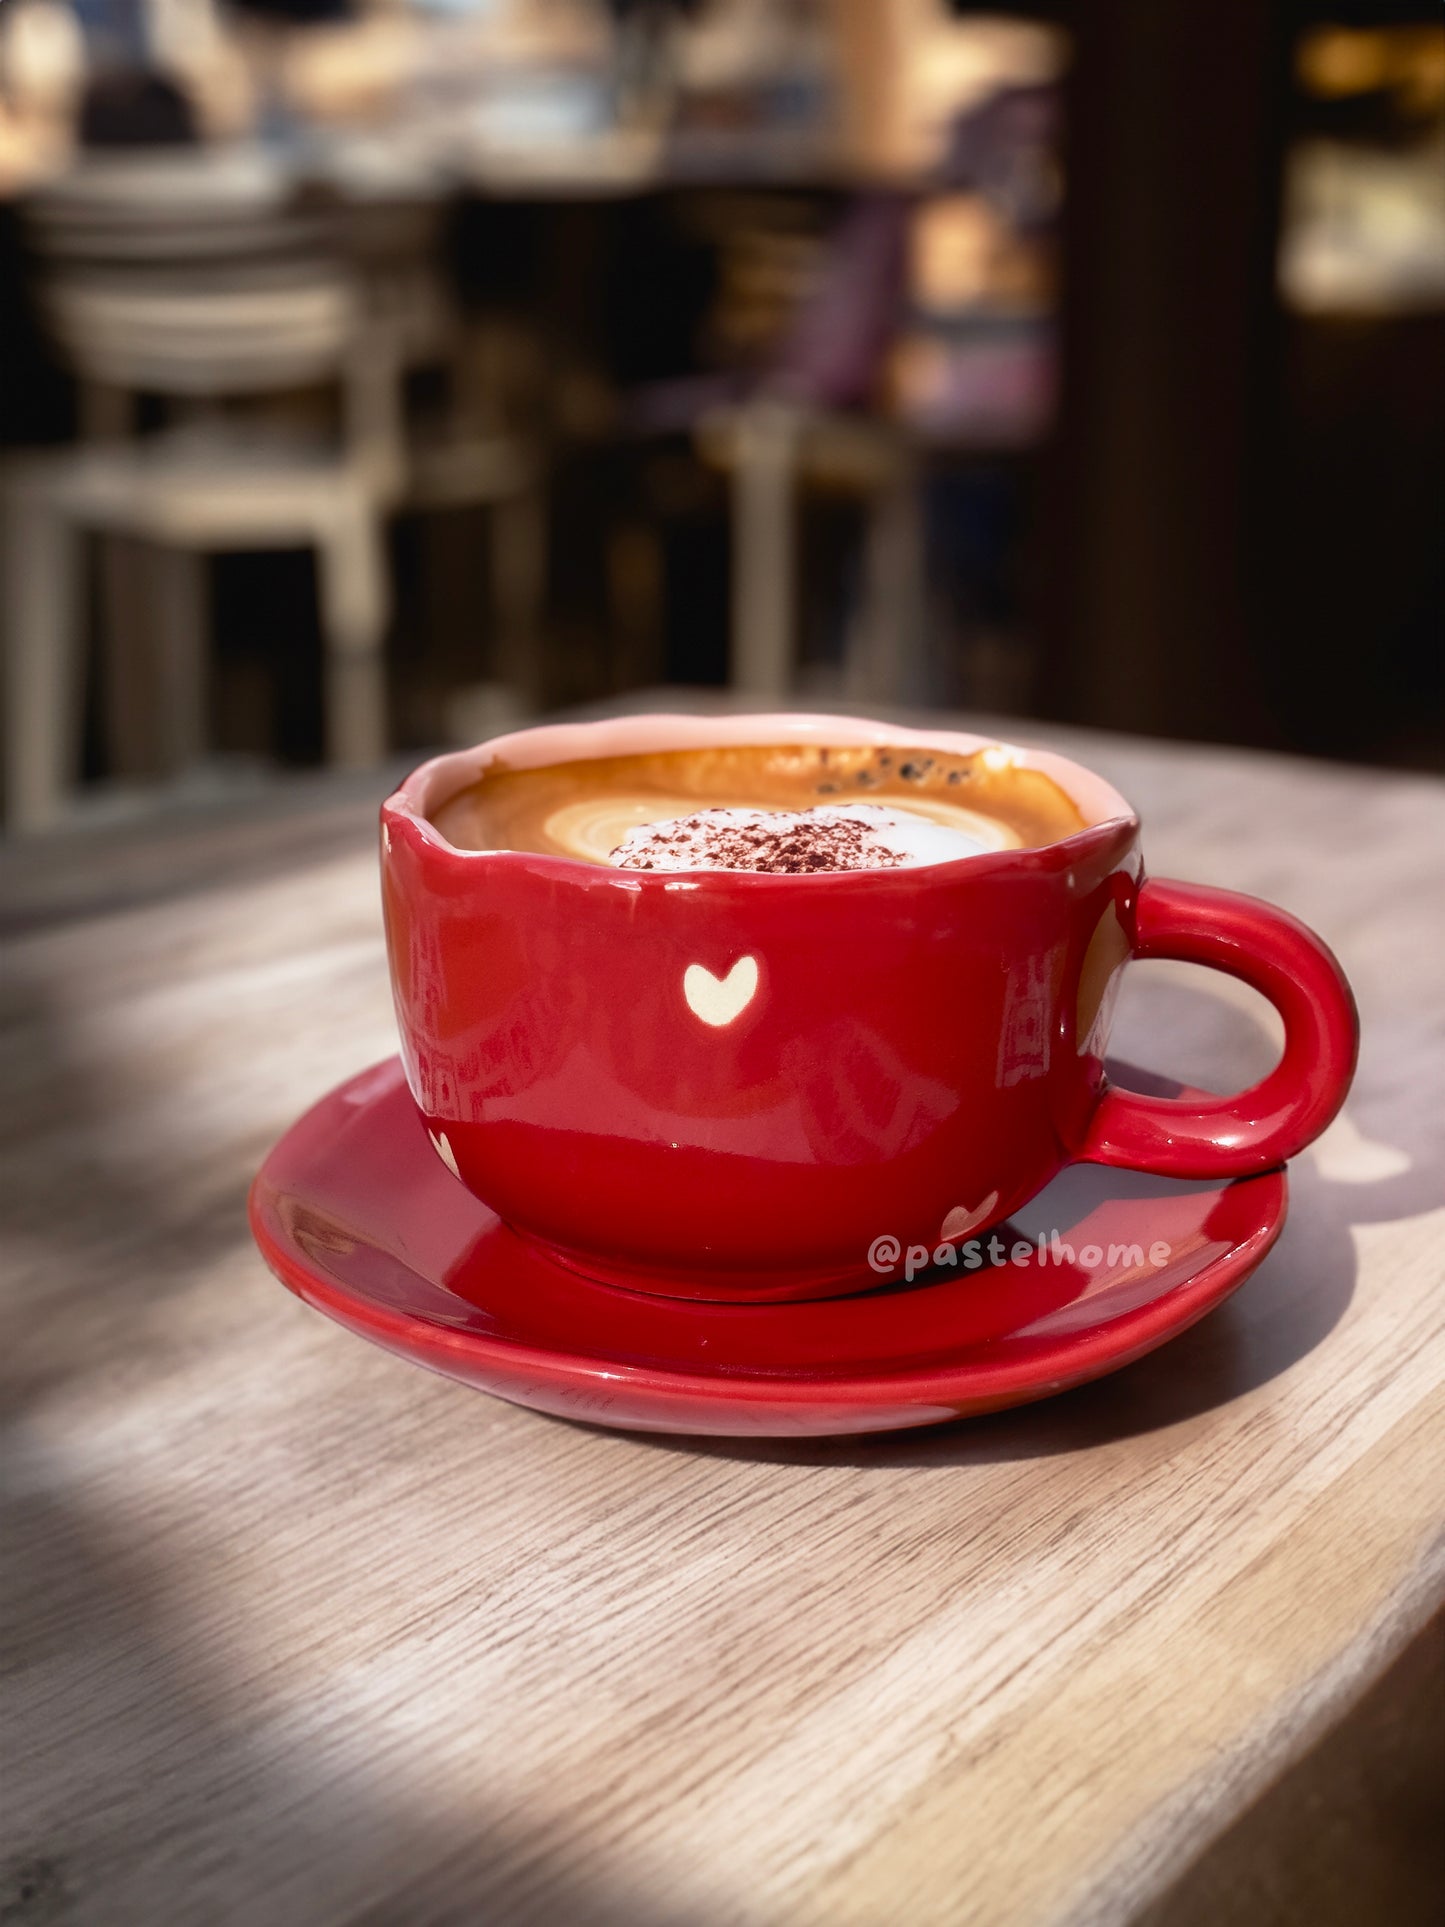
(430, 742), (1087, 867)
(610, 802), (994, 873)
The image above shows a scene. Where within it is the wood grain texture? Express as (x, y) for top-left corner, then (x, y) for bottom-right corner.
(2, 707), (1442, 1927)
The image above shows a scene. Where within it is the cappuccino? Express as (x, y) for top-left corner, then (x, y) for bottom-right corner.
(430, 741), (1086, 872)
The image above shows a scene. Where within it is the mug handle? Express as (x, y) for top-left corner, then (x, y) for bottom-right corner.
(1080, 877), (1359, 1178)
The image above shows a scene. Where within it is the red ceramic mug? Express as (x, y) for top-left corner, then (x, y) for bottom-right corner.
(381, 714), (1358, 1302)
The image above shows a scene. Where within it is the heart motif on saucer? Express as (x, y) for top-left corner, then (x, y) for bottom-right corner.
(684, 956), (758, 1028)
(428, 1128), (460, 1179)
(939, 1193), (1000, 1244)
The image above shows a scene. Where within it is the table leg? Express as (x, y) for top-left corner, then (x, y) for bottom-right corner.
(2, 491), (84, 833)
(150, 546), (209, 777)
(489, 483), (547, 708)
(316, 499), (389, 769)
(847, 451), (926, 706)
(97, 533), (155, 780)
(730, 405), (798, 699)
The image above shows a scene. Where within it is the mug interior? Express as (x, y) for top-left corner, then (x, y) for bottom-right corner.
(387, 712), (1137, 861)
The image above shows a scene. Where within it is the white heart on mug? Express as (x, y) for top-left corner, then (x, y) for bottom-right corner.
(939, 1193), (999, 1244)
(428, 1128), (461, 1179)
(684, 955), (759, 1028)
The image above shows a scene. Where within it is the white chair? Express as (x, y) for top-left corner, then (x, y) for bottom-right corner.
(3, 154), (399, 832)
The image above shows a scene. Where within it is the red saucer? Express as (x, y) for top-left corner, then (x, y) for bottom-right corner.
(249, 1058), (1288, 1438)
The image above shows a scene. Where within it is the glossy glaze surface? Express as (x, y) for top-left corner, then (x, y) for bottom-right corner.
(380, 714), (1354, 1301)
(249, 1059), (1289, 1438)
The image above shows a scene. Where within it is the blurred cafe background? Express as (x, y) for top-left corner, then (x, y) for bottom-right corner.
(0, 0), (1442, 832)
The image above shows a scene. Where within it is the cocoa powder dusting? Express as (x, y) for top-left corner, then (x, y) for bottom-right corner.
(613, 811), (908, 874)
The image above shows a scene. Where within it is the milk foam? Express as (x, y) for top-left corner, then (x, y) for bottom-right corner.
(609, 803), (995, 873)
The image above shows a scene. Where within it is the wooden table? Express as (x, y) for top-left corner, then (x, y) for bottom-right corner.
(3, 713), (1442, 1925)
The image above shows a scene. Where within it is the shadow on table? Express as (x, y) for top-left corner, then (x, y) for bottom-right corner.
(0, 1484), (689, 1927)
(2, 975), (687, 1921)
(626, 1160), (1430, 1473)
(0, 968), (267, 1421)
